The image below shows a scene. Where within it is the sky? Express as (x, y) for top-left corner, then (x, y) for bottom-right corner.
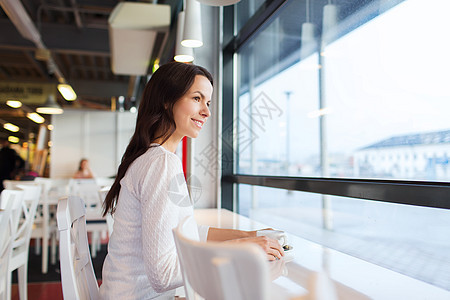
(239, 0), (450, 163)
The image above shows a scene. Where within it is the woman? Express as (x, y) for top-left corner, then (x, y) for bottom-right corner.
(73, 158), (94, 179)
(100, 62), (284, 299)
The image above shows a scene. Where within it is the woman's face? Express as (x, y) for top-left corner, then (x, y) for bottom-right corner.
(172, 75), (213, 139)
(81, 160), (89, 169)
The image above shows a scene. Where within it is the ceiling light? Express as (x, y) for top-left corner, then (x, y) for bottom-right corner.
(182, 0), (203, 48)
(27, 112), (45, 124)
(174, 12), (194, 63)
(36, 94), (64, 114)
(6, 100), (22, 108)
(3, 123), (19, 132)
(196, 0), (241, 6)
(57, 84), (77, 101)
(8, 136), (19, 144)
(322, 3), (339, 45)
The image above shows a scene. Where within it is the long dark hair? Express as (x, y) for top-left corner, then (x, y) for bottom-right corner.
(103, 62), (213, 216)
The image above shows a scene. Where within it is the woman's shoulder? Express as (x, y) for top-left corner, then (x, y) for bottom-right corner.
(133, 145), (181, 171)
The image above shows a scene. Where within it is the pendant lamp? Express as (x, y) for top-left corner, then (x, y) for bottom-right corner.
(300, 23), (317, 59)
(300, 0), (317, 59)
(182, 0), (203, 48)
(36, 94), (64, 114)
(196, 0), (241, 6)
(174, 11), (194, 62)
(322, 3), (339, 45)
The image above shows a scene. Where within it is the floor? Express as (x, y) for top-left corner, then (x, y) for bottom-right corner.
(11, 282), (63, 300)
(9, 236), (107, 300)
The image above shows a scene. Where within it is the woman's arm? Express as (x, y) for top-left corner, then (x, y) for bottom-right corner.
(206, 227), (256, 241)
(207, 227), (284, 261)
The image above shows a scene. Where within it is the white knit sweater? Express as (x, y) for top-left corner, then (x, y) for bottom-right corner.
(100, 145), (209, 299)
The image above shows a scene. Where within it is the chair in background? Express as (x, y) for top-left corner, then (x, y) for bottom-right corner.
(95, 177), (114, 189)
(0, 194), (13, 300)
(4, 185), (41, 300)
(32, 177), (57, 273)
(172, 216), (270, 300)
(3, 179), (56, 274)
(41, 178), (70, 265)
(57, 196), (100, 300)
(98, 186), (114, 236)
(69, 179), (108, 257)
(0, 190), (25, 300)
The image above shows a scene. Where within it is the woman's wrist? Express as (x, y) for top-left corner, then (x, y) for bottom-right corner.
(247, 230), (257, 238)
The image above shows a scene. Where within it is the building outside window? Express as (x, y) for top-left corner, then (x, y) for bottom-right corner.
(224, 0), (450, 291)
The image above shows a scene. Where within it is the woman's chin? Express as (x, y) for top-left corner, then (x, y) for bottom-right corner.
(187, 131), (200, 139)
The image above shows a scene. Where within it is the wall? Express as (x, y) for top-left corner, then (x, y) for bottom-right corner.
(188, 5), (221, 208)
(50, 110), (136, 178)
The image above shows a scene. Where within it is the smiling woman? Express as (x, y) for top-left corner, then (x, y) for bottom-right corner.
(99, 62), (285, 299)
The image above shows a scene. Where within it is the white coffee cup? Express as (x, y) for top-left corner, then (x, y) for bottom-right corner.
(256, 229), (287, 246)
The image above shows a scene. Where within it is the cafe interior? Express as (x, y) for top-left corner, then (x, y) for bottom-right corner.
(0, 0), (449, 299)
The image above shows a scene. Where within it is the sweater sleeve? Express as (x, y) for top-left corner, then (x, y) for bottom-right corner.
(139, 152), (186, 293)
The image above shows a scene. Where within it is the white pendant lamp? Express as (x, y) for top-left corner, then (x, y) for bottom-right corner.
(182, 0), (203, 48)
(174, 11), (194, 62)
(300, 22), (317, 59)
(196, 0), (241, 6)
(322, 3), (339, 45)
(300, 0), (317, 59)
(36, 94), (64, 114)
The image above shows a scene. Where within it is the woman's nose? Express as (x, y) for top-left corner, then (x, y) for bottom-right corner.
(201, 103), (210, 118)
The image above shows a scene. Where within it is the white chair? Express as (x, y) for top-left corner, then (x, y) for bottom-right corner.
(36, 177), (70, 266)
(69, 179), (108, 258)
(172, 216), (270, 300)
(0, 194), (13, 300)
(4, 185), (41, 300)
(95, 177), (114, 189)
(57, 196), (100, 300)
(0, 190), (25, 300)
(3, 179), (56, 274)
(32, 177), (58, 273)
(98, 186), (114, 237)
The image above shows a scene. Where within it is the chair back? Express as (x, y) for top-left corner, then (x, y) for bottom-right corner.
(13, 184), (41, 242)
(69, 179), (103, 220)
(57, 196), (100, 300)
(98, 187), (114, 235)
(173, 217), (270, 300)
(0, 190), (25, 300)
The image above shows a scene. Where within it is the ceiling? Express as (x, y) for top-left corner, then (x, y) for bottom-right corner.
(0, 0), (181, 141)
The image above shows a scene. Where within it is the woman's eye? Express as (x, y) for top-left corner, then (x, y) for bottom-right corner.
(194, 96), (201, 102)
(207, 102), (211, 107)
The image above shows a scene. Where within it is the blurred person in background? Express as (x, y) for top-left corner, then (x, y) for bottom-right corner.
(73, 158), (94, 179)
(0, 139), (25, 192)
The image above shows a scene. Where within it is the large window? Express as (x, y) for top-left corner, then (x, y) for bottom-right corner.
(223, 0), (450, 291)
(236, 0), (450, 181)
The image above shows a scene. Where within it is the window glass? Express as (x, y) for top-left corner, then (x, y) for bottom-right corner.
(235, 0), (266, 33)
(238, 184), (450, 290)
(234, 0), (450, 292)
(236, 0), (450, 182)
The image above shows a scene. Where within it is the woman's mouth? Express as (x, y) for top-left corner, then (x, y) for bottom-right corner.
(192, 119), (204, 128)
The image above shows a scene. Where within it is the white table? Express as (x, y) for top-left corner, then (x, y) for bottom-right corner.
(193, 208), (450, 300)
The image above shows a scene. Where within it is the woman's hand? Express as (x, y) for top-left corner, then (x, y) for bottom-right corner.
(224, 236), (284, 261)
